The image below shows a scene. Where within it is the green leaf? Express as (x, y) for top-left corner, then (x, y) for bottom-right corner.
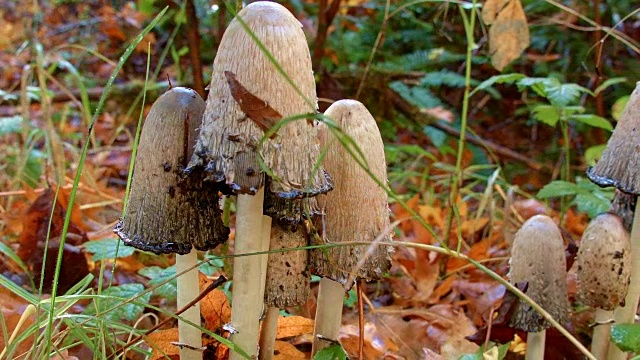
(471, 73), (525, 96)
(200, 254), (225, 276)
(84, 284), (151, 322)
(314, 344), (348, 360)
(612, 323), (640, 352)
(138, 266), (177, 301)
(83, 238), (135, 261)
(420, 70), (468, 88)
(344, 287), (357, 308)
(571, 114), (613, 131)
(0, 116), (22, 135)
(517, 77), (552, 97)
(389, 81), (444, 109)
(612, 95), (630, 122)
(23, 149), (45, 188)
(537, 180), (579, 198)
(423, 126), (448, 149)
(585, 144), (606, 166)
(574, 192), (612, 218)
(532, 105), (559, 127)
(545, 82), (591, 107)
(594, 77), (627, 95)
(459, 341), (510, 360)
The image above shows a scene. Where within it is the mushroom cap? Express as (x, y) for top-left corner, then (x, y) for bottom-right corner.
(576, 213), (631, 310)
(587, 82), (640, 194)
(264, 223), (310, 308)
(508, 214), (569, 332)
(309, 99), (392, 284)
(115, 87), (229, 255)
(187, 1), (331, 198)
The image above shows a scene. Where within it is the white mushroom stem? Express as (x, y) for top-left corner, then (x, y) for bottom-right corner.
(230, 188), (266, 360)
(258, 307), (280, 360)
(312, 278), (345, 355)
(258, 215), (277, 360)
(525, 330), (545, 360)
(176, 249), (202, 360)
(591, 309), (613, 359)
(608, 208), (640, 360)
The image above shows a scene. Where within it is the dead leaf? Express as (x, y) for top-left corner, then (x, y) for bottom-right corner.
(145, 328), (180, 360)
(339, 323), (387, 359)
(199, 273), (231, 331)
(224, 71), (282, 137)
(481, 0), (530, 71)
(276, 315), (314, 339)
(273, 340), (306, 359)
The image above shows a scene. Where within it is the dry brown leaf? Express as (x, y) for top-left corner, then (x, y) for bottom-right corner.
(481, 0), (530, 71)
(276, 315), (314, 339)
(339, 323), (388, 359)
(273, 340), (306, 359)
(199, 273), (231, 331)
(145, 328), (180, 360)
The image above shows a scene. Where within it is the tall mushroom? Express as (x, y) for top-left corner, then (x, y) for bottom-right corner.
(310, 100), (392, 355)
(115, 87), (229, 360)
(508, 214), (569, 360)
(184, 2), (331, 358)
(586, 81), (640, 360)
(576, 213), (631, 359)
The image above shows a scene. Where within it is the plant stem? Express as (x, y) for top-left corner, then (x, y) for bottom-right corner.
(312, 278), (345, 355)
(258, 307), (280, 360)
(176, 249), (202, 360)
(608, 206), (640, 360)
(230, 187), (266, 360)
(591, 309), (612, 359)
(525, 330), (546, 360)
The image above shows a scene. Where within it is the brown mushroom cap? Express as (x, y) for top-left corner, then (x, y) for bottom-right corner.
(587, 82), (640, 194)
(310, 99), (392, 284)
(508, 214), (569, 332)
(187, 1), (331, 198)
(264, 223), (310, 308)
(115, 87), (229, 255)
(576, 213), (631, 310)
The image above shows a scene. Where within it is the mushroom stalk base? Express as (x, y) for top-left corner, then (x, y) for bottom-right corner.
(258, 307), (280, 360)
(525, 330), (546, 360)
(230, 188), (265, 360)
(591, 309), (613, 359)
(312, 278), (345, 355)
(176, 249), (202, 360)
(608, 206), (640, 360)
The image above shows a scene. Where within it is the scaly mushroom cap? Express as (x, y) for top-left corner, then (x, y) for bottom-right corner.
(115, 87), (229, 255)
(576, 213), (631, 310)
(264, 223), (310, 308)
(508, 214), (569, 332)
(310, 100), (392, 285)
(187, 1), (331, 198)
(587, 82), (640, 194)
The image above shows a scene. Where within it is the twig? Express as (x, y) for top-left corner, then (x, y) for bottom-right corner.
(113, 275), (227, 358)
(312, 0), (342, 73)
(387, 88), (544, 171)
(185, 0), (206, 98)
(357, 280), (365, 360)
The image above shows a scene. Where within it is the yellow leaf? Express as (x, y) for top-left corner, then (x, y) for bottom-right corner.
(276, 316), (314, 339)
(482, 0), (530, 71)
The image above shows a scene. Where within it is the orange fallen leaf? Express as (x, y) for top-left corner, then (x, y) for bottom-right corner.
(199, 273), (231, 331)
(145, 328), (180, 360)
(276, 316), (314, 339)
(273, 340), (306, 359)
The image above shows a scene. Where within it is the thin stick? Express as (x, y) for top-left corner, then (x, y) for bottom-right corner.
(357, 280), (365, 360)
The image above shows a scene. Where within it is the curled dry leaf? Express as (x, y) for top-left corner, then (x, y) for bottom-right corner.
(146, 328), (180, 360)
(481, 0), (530, 71)
(224, 71), (282, 137)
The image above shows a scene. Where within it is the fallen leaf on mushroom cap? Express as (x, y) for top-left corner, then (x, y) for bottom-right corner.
(275, 315), (314, 339)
